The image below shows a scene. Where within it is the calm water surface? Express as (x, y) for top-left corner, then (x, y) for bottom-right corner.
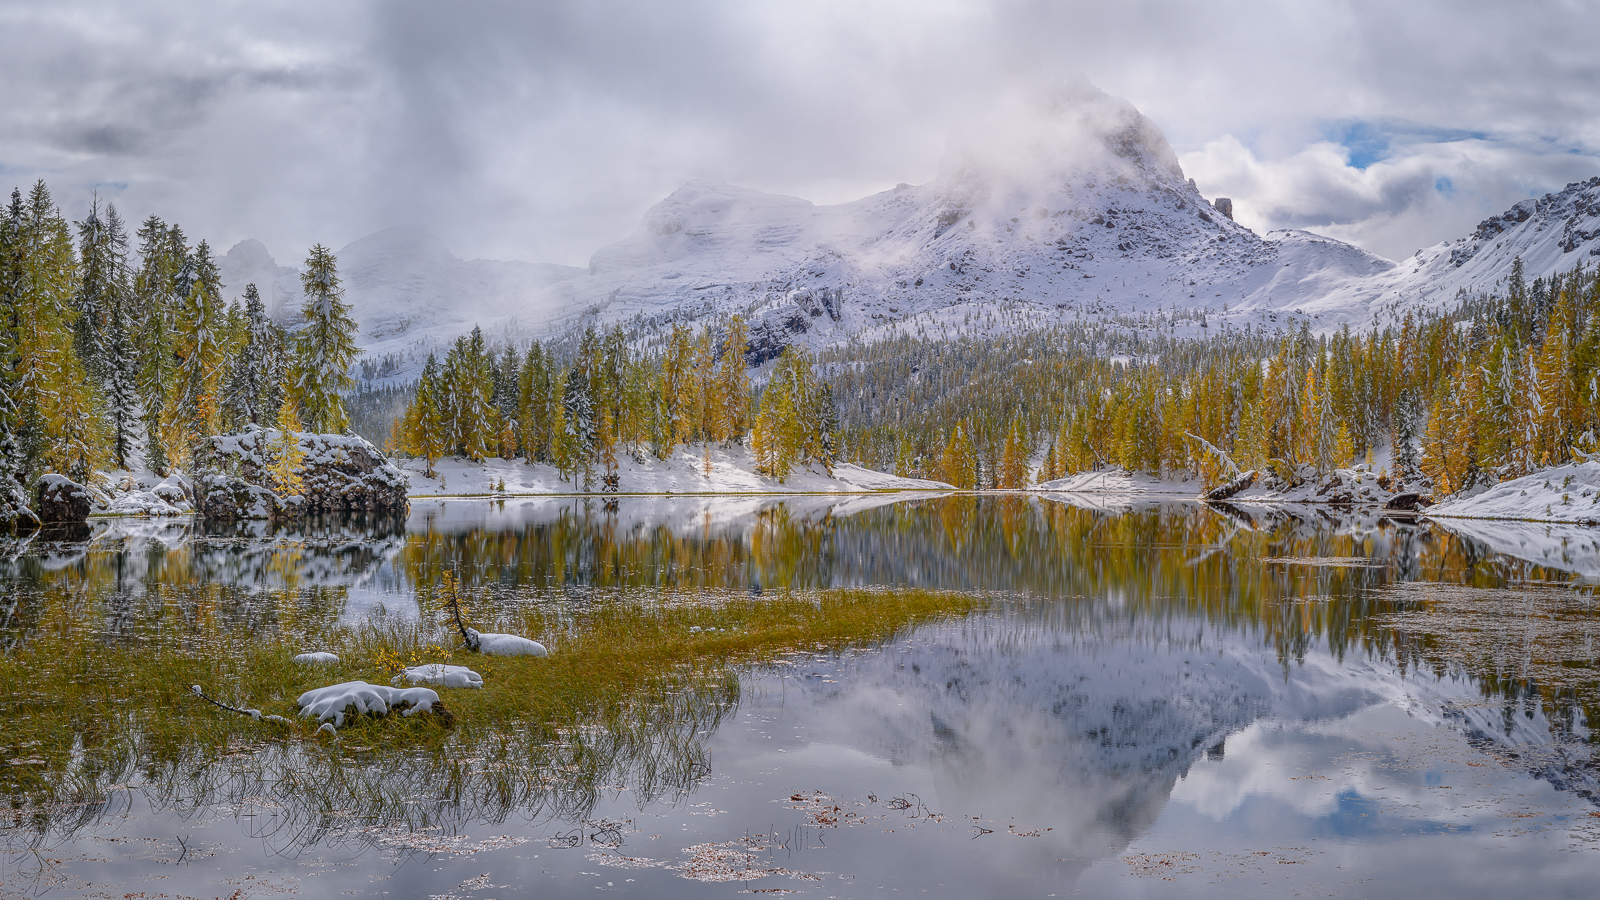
(6, 493), (1600, 898)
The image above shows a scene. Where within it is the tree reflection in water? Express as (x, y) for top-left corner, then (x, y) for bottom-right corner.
(5, 494), (1600, 863)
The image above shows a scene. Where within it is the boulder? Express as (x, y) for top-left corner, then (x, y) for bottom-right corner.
(1384, 492), (1434, 512)
(196, 426), (409, 520)
(35, 474), (91, 525)
(196, 473), (297, 520)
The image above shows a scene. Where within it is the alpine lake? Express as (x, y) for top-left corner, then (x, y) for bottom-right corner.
(6, 493), (1600, 899)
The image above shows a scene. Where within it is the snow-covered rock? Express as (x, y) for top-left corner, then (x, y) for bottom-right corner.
(197, 474), (298, 520)
(294, 652), (341, 665)
(98, 478), (187, 516)
(34, 474), (92, 525)
(197, 426), (409, 519)
(296, 681), (443, 727)
(1427, 461), (1600, 524)
(465, 628), (547, 657)
(393, 663), (484, 688)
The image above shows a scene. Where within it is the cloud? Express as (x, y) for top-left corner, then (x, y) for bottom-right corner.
(1180, 132), (1600, 261)
(1, 0), (1598, 268)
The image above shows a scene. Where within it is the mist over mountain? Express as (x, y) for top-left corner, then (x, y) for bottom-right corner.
(222, 83), (1599, 373)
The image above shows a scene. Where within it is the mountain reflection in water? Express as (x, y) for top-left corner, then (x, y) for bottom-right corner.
(5, 495), (1600, 898)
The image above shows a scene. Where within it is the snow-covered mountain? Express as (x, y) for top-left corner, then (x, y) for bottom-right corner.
(220, 81), (1600, 373)
(544, 82), (1403, 345)
(1368, 175), (1600, 323)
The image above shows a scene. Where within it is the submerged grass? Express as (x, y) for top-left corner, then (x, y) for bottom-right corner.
(1, 585), (977, 842)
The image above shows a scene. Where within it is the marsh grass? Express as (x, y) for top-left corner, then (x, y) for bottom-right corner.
(0, 583), (976, 846)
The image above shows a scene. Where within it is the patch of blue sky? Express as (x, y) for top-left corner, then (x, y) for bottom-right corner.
(1320, 119), (1489, 170)
(90, 181), (130, 193)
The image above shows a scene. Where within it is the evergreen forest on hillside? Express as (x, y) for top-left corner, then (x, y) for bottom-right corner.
(7, 177), (1600, 504)
(0, 181), (357, 491)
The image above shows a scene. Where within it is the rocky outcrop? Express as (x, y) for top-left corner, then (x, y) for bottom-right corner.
(35, 474), (91, 525)
(1384, 492), (1434, 512)
(197, 474), (298, 520)
(196, 427), (409, 520)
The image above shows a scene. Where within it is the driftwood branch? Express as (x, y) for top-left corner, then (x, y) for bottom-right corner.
(189, 685), (291, 725)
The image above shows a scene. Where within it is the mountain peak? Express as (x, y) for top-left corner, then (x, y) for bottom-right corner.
(937, 80), (1186, 205)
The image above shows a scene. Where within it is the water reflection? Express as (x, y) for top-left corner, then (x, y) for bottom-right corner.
(6, 495), (1600, 896)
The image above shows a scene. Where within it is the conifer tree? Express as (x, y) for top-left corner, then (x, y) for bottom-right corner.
(940, 422), (978, 489)
(269, 397), (305, 497)
(290, 244), (358, 433)
(169, 240), (227, 462)
(997, 416), (1029, 488)
(73, 197), (129, 381)
(403, 352), (447, 476)
(718, 315), (751, 442)
(518, 342), (551, 462)
(221, 284), (282, 430)
(14, 181), (106, 479)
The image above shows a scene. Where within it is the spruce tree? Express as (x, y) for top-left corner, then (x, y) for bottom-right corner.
(290, 244), (358, 433)
(169, 240), (227, 461)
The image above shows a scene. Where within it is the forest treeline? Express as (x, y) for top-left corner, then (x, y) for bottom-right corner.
(0, 180), (357, 491)
(824, 258), (1600, 492)
(419, 256), (1599, 495)
(9, 177), (1600, 499)
(395, 318), (838, 486)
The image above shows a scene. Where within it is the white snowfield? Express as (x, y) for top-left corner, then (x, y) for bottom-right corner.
(401, 445), (952, 498)
(1036, 469), (1196, 494)
(393, 663), (484, 688)
(1426, 461), (1600, 524)
(296, 681), (442, 727)
(1034, 464), (1400, 506)
(216, 82), (1600, 377)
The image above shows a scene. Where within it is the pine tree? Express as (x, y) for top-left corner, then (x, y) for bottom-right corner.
(14, 181), (107, 480)
(102, 299), (139, 467)
(518, 342), (551, 462)
(402, 352), (447, 476)
(940, 422), (978, 489)
(73, 196), (129, 382)
(222, 284), (279, 430)
(168, 240), (227, 463)
(997, 416), (1029, 488)
(269, 397), (305, 497)
(133, 216), (179, 473)
(289, 244), (358, 433)
(718, 315), (751, 442)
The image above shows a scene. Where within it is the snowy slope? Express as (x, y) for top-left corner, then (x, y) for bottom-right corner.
(1426, 460), (1600, 524)
(540, 82), (1401, 346)
(402, 445), (952, 497)
(1370, 177), (1600, 322)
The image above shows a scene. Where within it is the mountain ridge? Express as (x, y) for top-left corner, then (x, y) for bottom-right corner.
(220, 85), (1600, 373)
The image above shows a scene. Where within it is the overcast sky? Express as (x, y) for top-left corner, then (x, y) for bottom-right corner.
(3, 0), (1599, 266)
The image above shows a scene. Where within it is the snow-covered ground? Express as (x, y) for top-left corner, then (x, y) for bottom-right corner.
(400, 446), (953, 497)
(1034, 464), (1400, 505)
(1426, 461), (1600, 524)
(1036, 468), (1196, 494)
